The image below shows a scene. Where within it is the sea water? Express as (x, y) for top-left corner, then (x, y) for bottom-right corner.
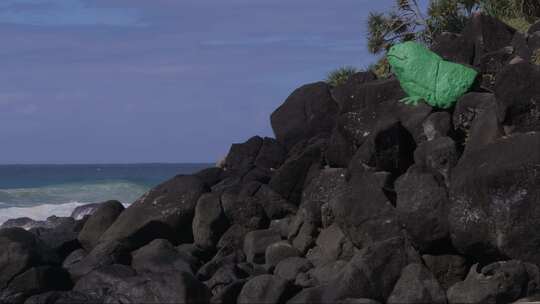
(0, 163), (211, 225)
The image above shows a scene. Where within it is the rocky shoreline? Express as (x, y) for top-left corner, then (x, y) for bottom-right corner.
(1, 14), (540, 304)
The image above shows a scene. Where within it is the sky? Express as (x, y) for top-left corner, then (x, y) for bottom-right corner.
(0, 0), (402, 164)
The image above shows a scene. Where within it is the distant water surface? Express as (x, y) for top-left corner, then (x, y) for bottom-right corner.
(0, 163), (211, 224)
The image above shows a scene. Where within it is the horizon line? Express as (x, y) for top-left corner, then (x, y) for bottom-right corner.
(0, 162), (216, 166)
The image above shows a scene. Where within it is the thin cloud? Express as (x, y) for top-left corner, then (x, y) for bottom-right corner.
(0, 0), (143, 27)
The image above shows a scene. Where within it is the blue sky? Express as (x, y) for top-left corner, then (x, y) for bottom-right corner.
(0, 0), (403, 163)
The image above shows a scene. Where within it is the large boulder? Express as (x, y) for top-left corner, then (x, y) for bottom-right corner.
(196, 246), (246, 281)
(395, 165), (450, 251)
(271, 82), (338, 149)
(453, 92), (506, 155)
(422, 254), (470, 291)
(265, 241), (301, 269)
(274, 257), (313, 281)
(254, 185), (297, 220)
(192, 192), (230, 250)
(237, 274), (293, 304)
(269, 137), (325, 205)
(288, 236), (420, 303)
(66, 240), (131, 281)
(287, 200), (323, 254)
(243, 229), (281, 264)
(448, 132), (540, 264)
(0, 266), (71, 304)
(0, 228), (57, 291)
(70, 203), (101, 220)
(387, 263), (446, 304)
(221, 182), (268, 232)
(307, 223), (355, 266)
(462, 14), (516, 66)
(98, 175), (207, 247)
(206, 264), (248, 303)
(74, 264), (211, 304)
(24, 290), (99, 304)
(477, 45), (514, 91)
(447, 261), (531, 304)
(223, 136), (264, 176)
(413, 136), (458, 185)
(349, 117), (417, 178)
(332, 168), (401, 249)
(28, 217), (81, 260)
(131, 239), (196, 275)
(77, 200), (124, 251)
(431, 32), (474, 65)
(222, 136), (286, 182)
(495, 62), (540, 133)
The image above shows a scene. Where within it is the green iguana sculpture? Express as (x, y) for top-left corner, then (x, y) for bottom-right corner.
(387, 41), (478, 109)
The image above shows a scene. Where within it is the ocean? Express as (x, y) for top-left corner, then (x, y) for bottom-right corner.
(0, 163), (212, 225)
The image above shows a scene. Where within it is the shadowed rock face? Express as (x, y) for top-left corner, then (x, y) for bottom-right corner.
(98, 175), (208, 247)
(449, 132), (540, 264)
(271, 82), (338, 150)
(2, 13), (540, 304)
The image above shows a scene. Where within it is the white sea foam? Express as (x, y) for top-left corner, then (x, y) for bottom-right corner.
(0, 201), (87, 226)
(0, 201), (133, 226)
(0, 181), (145, 226)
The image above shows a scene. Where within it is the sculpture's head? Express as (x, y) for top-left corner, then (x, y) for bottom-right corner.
(386, 41), (420, 75)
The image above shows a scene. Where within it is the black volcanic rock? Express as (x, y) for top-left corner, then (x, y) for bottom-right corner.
(462, 14), (516, 66)
(131, 239), (195, 275)
(334, 78), (404, 114)
(27, 216), (80, 260)
(350, 118), (416, 178)
(387, 263), (446, 304)
(265, 241), (301, 269)
(332, 168), (401, 249)
(238, 274), (293, 304)
(422, 254), (470, 291)
(223, 136), (263, 177)
(0, 266), (71, 304)
(269, 137), (325, 205)
(74, 264), (211, 304)
(271, 82), (338, 150)
(77, 200), (124, 251)
(449, 132), (540, 264)
(495, 62), (540, 133)
(453, 92), (506, 155)
(194, 167), (224, 188)
(254, 185), (297, 220)
(423, 112), (452, 141)
(196, 246), (246, 281)
(431, 32), (474, 65)
(413, 136), (458, 185)
(447, 261), (530, 304)
(274, 257), (313, 281)
(70, 203), (101, 220)
(243, 229), (281, 264)
(66, 240), (131, 281)
(288, 236), (420, 303)
(192, 192), (229, 250)
(287, 200), (323, 254)
(0, 228), (57, 291)
(0, 217), (37, 230)
(477, 46), (514, 90)
(98, 175), (207, 248)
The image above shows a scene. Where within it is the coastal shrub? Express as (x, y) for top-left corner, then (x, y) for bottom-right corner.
(366, 0), (536, 55)
(532, 49), (540, 65)
(368, 57), (392, 79)
(326, 66), (359, 87)
(481, 0), (535, 32)
(367, 0), (478, 54)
